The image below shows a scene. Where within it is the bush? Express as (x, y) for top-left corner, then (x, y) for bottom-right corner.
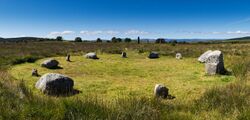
(75, 37), (82, 42)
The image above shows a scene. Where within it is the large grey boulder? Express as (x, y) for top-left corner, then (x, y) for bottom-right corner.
(176, 53), (182, 59)
(35, 73), (74, 95)
(154, 84), (169, 98)
(85, 52), (99, 59)
(205, 50), (225, 75)
(41, 59), (59, 69)
(198, 50), (213, 63)
(148, 52), (159, 59)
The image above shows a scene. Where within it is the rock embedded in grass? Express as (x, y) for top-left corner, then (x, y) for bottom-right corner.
(41, 59), (59, 69)
(154, 84), (169, 98)
(35, 73), (74, 95)
(198, 50), (213, 63)
(121, 52), (127, 58)
(176, 53), (182, 59)
(205, 50), (226, 75)
(148, 52), (159, 59)
(85, 52), (99, 59)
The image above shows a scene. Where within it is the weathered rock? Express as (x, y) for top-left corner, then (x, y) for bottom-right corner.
(176, 53), (182, 59)
(66, 54), (71, 62)
(205, 50), (225, 75)
(154, 84), (169, 98)
(198, 50), (213, 63)
(35, 73), (74, 95)
(32, 69), (39, 77)
(121, 52), (127, 58)
(148, 52), (159, 59)
(41, 59), (59, 69)
(85, 53), (99, 59)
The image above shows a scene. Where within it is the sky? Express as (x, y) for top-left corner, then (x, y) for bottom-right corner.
(1, 0), (250, 40)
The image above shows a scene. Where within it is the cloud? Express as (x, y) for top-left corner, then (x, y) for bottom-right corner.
(80, 30), (120, 35)
(49, 31), (75, 36)
(179, 30), (250, 35)
(226, 31), (250, 34)
(125, 30), (149, 35)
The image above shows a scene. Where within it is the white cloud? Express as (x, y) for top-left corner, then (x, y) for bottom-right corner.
(226, 31), (250, 34)
(80, 30), (120, 35)
(179, 30), (250, 35)
(48, 31), (75, 36)
(125, 30), (149, 35)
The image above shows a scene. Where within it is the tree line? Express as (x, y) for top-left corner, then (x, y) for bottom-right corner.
(55, 36), (187, 44)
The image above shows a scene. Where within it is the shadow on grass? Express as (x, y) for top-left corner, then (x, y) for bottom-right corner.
(46, 66), (63, 70)
(47, 89), (82, 97)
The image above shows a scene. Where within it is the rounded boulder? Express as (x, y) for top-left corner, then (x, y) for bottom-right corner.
(41, 59), (59, 69)
(35, 73), (74, 95)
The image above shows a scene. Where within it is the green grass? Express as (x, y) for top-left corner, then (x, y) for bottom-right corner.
(9, 51), (235, 101)
(1, 42), (250, 119)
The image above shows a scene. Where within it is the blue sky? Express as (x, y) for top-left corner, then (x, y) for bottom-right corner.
(1, 0), (250, 40)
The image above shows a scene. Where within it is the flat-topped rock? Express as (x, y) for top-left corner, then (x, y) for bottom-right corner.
(41, 59), (59, 69)
(35, 73), (74, 95)
(85, 52), (99, 59)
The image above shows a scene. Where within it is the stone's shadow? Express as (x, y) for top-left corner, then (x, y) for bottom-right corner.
(222, 69), (232, 75)
(47, 89), (82, 97)
(32, 74), (41, 77)
(48, 66), (63, 70)
(217, 68), (232, 76)
(92, 58), (100, 60)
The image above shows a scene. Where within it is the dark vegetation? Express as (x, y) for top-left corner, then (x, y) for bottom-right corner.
(0, 39), (250, 119)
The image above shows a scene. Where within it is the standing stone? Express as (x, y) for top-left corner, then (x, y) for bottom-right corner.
(154, 84), (169, 98)
(198, 50), (213, 63)
(66, 54), (71, 62)
(121, 52), (127, 58)
(35, 73), (74, 95)
(205, 50), (225, 75)
(32, 69), (39, 77)
(41, 59), (59, 69)
(176, 53), (182, 59)
(148, 52), (159, 59)
(85, 52), (99, 59)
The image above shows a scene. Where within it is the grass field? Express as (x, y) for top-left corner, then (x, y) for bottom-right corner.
(10, 51), (235, 101)
(1, 42), (250, 120)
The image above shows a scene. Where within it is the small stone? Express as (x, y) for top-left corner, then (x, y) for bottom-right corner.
(148, 52), (159, 59)
(176, 53), (182, 59)
(154, 84), (169, 98)
(41, 59), (59, 69)
(32, 69), (39, 77)
(121, 52), (127, 58)
(85, 53), (99, 59)
(66, 54), (71, 62)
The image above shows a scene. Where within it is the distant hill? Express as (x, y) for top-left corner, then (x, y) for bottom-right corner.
(0, 37), (56, 42)
(227, 36), (250, 41)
